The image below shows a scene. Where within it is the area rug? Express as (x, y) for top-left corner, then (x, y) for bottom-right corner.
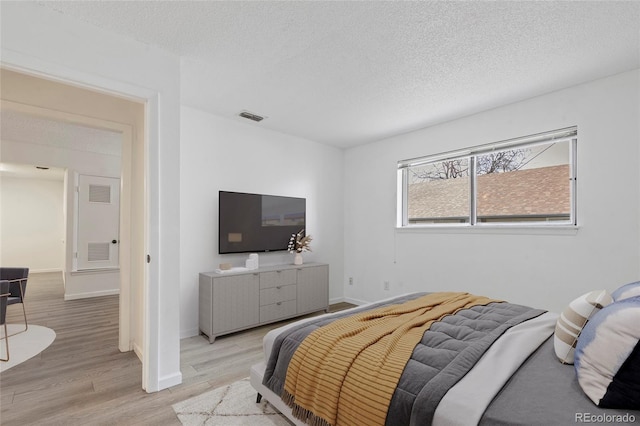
(0, 324), (56, 372)
(173, 377), (291, 425)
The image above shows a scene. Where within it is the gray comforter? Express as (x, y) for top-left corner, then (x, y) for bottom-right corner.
(262, 293), (545, 426)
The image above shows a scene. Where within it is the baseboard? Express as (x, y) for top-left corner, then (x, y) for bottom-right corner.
(157, 371), (182, 392)
(30, 268), (63, 274)
(343, 296), (367, 306)
(133, 342), (143, 362)
(329, 296), (345, 305)
(180, 326), (201, 339)
(329, 296), (367, 306)
(64, 289), (120, 300)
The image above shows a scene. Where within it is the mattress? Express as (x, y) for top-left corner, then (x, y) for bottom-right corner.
(250, 293), (640, 426)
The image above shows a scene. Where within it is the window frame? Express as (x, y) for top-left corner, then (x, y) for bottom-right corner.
(397, 127), (578, 229)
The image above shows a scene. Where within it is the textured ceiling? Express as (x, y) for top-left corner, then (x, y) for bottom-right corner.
(37, 1), (640, 148)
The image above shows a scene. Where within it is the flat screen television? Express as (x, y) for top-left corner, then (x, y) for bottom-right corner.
(218, 191), (306, 254)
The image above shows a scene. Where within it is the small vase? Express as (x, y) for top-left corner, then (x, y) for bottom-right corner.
(294, 252), (303, 265)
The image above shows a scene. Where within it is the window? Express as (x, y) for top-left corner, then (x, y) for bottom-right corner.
(397, 127), (577, 227)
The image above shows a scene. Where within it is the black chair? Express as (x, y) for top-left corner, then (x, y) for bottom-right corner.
(0, 267), (29, 335)
(0, 280), (9, 361)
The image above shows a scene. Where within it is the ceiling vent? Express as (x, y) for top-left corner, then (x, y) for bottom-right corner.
(238, 110), (265, 122)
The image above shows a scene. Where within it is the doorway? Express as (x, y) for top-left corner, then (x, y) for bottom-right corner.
(0, 69), (145, 382)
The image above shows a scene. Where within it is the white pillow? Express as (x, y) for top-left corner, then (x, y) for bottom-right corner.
(553, 290), (612, 364)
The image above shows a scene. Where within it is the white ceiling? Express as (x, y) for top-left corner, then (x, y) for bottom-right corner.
(1, 109), (122, 156)
(37, 1), (640, 148)
(0, 109), (122, 180)
(0, 162), (65, 181)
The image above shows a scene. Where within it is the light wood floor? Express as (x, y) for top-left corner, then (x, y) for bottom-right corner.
(0, 272), (354, 425)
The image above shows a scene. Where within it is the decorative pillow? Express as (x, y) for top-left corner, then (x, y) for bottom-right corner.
(574, 296), (640, 408)
(553, 290), (612, 364)
(611, 281), (640, 302)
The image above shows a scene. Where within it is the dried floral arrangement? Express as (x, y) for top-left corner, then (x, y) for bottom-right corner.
(288, 229), (312, 253)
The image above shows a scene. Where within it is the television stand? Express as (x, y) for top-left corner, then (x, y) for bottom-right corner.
(199, 262), (329, 343)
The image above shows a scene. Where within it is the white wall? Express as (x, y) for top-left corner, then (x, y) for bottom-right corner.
(180, 106), (344, 338)
(1, 2), (181, 392)
(344, 70), (640, 313)
(0, 176), (64, 271)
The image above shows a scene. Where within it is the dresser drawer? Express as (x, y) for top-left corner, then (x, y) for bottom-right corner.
(260, 269), (297, 289)
(260, 284), (296, 306)
(260, 299), (297, 323)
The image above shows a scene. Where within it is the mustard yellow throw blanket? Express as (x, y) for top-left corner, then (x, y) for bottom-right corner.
(282, 292), (498, 426)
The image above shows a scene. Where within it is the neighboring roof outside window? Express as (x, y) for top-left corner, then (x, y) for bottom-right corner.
(408, 164), (570, 221)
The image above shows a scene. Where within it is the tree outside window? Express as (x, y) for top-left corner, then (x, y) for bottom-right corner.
(399, 129), (576, 227)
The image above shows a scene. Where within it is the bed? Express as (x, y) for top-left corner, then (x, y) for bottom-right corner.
(249, 289), (640, 426)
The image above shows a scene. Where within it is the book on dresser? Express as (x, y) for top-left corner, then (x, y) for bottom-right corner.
(199, 262), (329, 343)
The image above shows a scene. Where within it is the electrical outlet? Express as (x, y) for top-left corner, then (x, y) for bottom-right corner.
(349, 277), (353, 285)
(384, 281), (390, 291)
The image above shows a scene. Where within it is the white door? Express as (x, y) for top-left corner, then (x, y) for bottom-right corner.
(76, 174), (120, 270)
